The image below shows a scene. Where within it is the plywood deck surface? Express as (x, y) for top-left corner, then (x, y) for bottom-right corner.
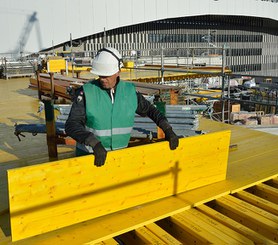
(0, 78), (277, 244)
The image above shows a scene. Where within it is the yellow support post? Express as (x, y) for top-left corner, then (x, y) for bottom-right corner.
(8, 130), (230, 241)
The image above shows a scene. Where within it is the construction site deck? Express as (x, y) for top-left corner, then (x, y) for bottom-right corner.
(0, 76), (277, 244)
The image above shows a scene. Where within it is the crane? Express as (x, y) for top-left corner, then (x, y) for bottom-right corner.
(14, 12), (43, 58)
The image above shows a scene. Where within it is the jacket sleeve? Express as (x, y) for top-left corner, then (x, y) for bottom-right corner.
(135, 92), (172, 131)
(65, 87), (100, 147)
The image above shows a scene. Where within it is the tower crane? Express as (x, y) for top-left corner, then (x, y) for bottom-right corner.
(14, 12), (43, 58)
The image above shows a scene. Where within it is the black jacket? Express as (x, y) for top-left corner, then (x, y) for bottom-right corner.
(65, 81), (172, 148)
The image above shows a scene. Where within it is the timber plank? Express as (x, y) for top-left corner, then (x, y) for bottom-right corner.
(8, 130), (231, 241)
(2, 196), (191, 245)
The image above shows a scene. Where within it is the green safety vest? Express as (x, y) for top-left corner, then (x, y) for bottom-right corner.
(76, 80), (137, 154)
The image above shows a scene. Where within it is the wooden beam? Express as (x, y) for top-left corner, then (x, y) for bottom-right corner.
(215, 196), (278, 241)
(196, 204), (274, 244)
(145, 223), (182, 245)
(248, 183), (278, 204)
(8, 130), (230, 241)
(185, 208), (254, 244)
(135, 226), (168, 244)
(170, 212), (228, 244)
(224, 194), (278, 224)
(94, 238), (119, 245)
(234, 190), (278, 216)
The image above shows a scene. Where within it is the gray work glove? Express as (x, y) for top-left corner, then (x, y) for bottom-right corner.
(164, 128), (179, 150)
(92, 142), (107, 167)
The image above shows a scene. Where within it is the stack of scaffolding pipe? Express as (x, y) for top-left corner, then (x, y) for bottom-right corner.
(54, 104), (206, 138)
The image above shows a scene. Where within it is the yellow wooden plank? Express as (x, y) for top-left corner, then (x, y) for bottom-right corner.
(145, 223), (182, 245)
(216, 196), (278, 241)
(235, 190), (278, 216)
(4, 195), (191, 245)
(3, 165), (276, 244)
(199, 119), (278, 188)
(186, 208), (254, 244)
(171, 212), (228, 244)
(196, 204), (275, 244)
(135, 226), (167, 244)
(8, 130), (231, 241)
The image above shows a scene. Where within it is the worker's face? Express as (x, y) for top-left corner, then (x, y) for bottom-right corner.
(99, 72), (119, 89)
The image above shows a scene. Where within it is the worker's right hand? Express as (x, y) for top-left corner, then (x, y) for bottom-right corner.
(164, 128), (179, 150)
(92, 142), (107, 167)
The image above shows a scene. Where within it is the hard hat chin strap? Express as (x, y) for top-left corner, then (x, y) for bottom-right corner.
(97, 48), (123, 70)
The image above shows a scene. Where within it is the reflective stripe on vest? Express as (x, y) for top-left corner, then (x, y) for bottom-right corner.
(86, 126), (133, 137)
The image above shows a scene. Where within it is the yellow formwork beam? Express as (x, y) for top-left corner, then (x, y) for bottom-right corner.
(196, 204), (274, 244)
(145, 223), (182, 244)
(8, 130), (231, 241)
(94, 238), (119, 245)
(215, 196), (278, 240)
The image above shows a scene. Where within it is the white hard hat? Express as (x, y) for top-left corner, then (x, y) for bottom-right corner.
(91, 47), (123, 76)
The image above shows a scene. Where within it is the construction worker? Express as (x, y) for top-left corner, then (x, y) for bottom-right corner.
(65, 47), (179, 167)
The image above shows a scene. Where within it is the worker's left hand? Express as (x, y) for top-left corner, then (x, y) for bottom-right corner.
(93, 142), (107, 167)
(164, 128), (179, 150)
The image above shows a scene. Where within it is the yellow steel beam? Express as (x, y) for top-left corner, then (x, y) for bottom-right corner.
(8, 130), (230, 241)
